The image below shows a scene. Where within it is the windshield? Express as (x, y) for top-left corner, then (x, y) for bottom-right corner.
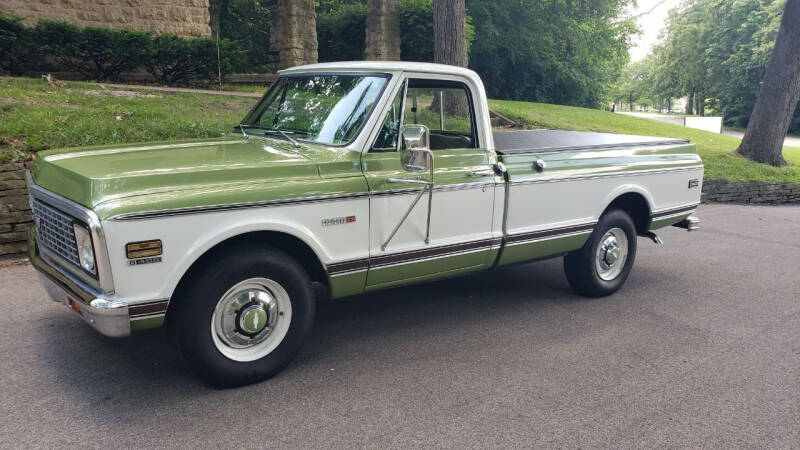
(241, 74), (389, 146)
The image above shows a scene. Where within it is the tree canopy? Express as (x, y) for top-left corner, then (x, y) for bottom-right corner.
(616, 0), (799, 134)
(469, 0), (636, 108)
(210, 0), (638, 108)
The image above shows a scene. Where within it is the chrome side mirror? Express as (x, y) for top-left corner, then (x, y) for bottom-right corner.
(382, 124), (435, 251)
(400, 124), (432, 173)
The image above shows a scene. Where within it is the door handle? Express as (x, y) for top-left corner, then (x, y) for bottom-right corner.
(467, 169), (495, 177)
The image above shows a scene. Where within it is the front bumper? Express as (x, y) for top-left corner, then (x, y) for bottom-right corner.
(30, 231), (132, 337)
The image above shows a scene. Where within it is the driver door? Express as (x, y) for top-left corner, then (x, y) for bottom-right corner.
(362, 78), (499, 289)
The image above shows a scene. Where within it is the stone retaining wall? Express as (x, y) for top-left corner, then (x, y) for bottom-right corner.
(0, 0), (211, 38)
(0, 162), (32, 256)
(701, 179), (800, 204)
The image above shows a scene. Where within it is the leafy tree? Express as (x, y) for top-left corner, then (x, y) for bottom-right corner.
(212, 0), (273, 72)
(468, 0), (636, 108)
(643, 0), (799, 135)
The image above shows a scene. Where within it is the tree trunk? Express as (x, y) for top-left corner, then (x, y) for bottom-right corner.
(686, 90), (694, 115)
(431, 0), (468, 115)
(695, 90), (704, 117)
(270, 0), (318, 70)
(737, 0), (800, 166)
(628, 91), (633, 111)
(209, 0), (222, 39)
(434, 0), (468, 68)
(365, 0), (401, 61)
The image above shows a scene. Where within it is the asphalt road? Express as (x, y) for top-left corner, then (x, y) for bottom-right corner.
(1, 203), (798, 448)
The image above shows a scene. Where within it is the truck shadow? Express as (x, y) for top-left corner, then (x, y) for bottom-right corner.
(37, 257), (659, 414)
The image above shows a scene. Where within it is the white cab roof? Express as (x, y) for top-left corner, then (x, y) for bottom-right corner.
(280, 61), (480, 81)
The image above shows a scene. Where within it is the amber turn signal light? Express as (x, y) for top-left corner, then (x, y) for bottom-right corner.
(126, 240), (163, 259)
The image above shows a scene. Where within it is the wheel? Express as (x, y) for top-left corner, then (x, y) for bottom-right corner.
(564, 209), (637, 297)
(169, 244), (315, 387)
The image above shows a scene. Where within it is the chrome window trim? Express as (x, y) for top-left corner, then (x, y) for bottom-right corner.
(26, 172), (115, 295)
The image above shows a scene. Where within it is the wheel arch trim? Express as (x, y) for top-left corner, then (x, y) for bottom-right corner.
(162, 220), (332, 309)
(598, 185), (655, 235)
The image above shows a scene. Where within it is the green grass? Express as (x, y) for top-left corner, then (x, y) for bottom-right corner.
(2, 76), (798, 184)
(490, 99), (800, 183)
(219, 83), (271, 94)
(0, 76), (257, 163)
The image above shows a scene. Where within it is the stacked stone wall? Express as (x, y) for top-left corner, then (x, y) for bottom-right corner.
(701, 179), (800, 204)
(0, 162), (32, 256)
(0, 0), (211, 37)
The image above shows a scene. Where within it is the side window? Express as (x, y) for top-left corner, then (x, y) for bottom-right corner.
(403, 80), (476, 150)
(372, 85), (405, 151)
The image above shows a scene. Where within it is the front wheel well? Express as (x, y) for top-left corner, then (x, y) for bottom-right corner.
(168, 231), (328, 314)
(603, 193), (651, 236)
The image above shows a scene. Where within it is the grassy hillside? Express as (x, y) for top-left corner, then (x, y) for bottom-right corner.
(0, 77), (255, 163)
(490, 99), (800, 183)
(1, 76), (798, 184)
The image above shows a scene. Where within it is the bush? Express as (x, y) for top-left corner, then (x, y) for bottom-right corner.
(0, 16), (243, 86)
(34, 20), (151, 80)
(317, 3), (367, 62)
(0, 14), (40, 75)
(398, 0), (433, 62)
(145, 34), (236, 85)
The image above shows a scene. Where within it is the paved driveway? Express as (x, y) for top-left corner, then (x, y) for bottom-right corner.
(1, 203), (798, 448)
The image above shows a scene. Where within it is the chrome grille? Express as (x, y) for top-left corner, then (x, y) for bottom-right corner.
(31, 198), (80, 267)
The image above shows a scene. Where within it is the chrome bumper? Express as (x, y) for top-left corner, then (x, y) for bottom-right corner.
(30, 231), (132, 338)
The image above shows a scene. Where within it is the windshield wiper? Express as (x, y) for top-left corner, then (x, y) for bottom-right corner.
(235, 124), (304, 148)
(264, 128), (302, 148)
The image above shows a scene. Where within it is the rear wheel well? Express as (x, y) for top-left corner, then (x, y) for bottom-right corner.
(168, 231), (327, 317)
(604, 193), (651, 236)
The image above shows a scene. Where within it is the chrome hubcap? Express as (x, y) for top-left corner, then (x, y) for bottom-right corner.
(595, 228), (628, 281)
(238, 302), (270, 336)
(211, 278), (292, 362)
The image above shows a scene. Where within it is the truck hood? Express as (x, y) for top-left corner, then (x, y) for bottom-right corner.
(32, 136), (363, 211)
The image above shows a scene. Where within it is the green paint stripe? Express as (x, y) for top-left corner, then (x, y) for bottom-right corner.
(130, 316), (165, 331)
(366, 249), (491, 287)
(497, 232), (589, 266)
(365, 264), (485, 291)
(329, 271), (367, 299)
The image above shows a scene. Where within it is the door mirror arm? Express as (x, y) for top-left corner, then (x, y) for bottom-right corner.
(381, 125), (435, 251)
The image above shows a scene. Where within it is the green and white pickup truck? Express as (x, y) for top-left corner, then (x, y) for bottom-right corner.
(28, 62), (702, 386)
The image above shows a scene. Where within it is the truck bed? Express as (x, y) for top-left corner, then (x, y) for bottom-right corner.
(493, 129), (689, 155)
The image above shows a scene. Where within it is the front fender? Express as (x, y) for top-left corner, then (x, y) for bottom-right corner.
(100, 196), (370, 303)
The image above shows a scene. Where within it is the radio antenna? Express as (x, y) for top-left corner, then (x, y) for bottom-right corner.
(215, 28), (225, 138)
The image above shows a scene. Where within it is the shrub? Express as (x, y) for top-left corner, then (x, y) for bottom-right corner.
(34, 20), (151, 80)
(145, 34), (236, 85)
(398, 0), (433, 62)
(317, 3), (367, 62)
(0, 14), (40, 75)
